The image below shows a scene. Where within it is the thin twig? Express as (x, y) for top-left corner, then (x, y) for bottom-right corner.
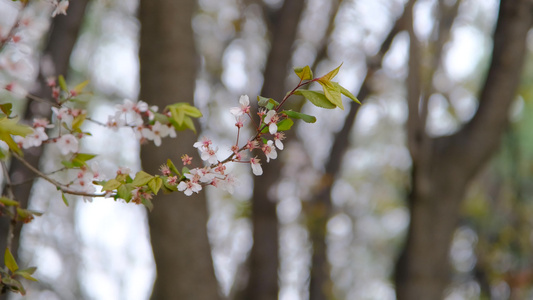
(26, 93), (60, 108)
(1, 161), (16, 251)
(218, 79), (315, 165)
(11, 152), (110, 198)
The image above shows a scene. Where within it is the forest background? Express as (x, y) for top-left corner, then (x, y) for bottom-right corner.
(1, 0), (533, 299)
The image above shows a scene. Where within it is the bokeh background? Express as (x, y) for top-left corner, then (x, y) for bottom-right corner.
(1, 0), (533, 299)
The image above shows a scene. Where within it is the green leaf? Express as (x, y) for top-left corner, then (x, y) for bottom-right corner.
(117, 184), (133, 202)
(162, 179), (178, 192)
(73, 80), (89, 94)
(67, 152), (96, 168)
(2, 276), (25, 294)
(60, 160), (76, 168)
(16, 208), (43, 221)
(293, 65), (313, 81)
(257, 96), (279, 108)
(15, 267), (38, 282)
(73, 153), (96, 162)
(181, 104), (203, 118)
(0, 197), (19, 207)
(167, 159), (181, 177)
(71, 113), (86, 131)
(16, 267), (36, 275)
(317, 79), (343, 110)
(0, 103), (12, 116)
(148, 177), (162, 195)
(58, 75), (68, 92)
(131, 171), (154, 187)
(0, 133), (21, 156)
(0, 116), (32, 156)
(281, 110), (317, 123)
(182, 116), (196, 133)
(167, 103), (202, 125)
(182, 167), (190, 176)
(320, 63), (342, 81)
(101, 179), (122, 191)
(168, 105), (185, 125)
(61, 193), (69, 207)
(153, 112), (169, 124)
(0, 117), (33, 136)
(26, 210), (43, 217)
(142, 198), (154, 212)
(5, 248), (18, 272)
(277, 118), (294, 131)
(338, 84), (361, 104)
(294, 90), (336, 109)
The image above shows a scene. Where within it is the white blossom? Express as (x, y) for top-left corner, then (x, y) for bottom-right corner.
(217, 173), (238, 194)
(51, 107), (74, 127)
(230, 95), (250, 117)
(264, 110), (278, 134)
(56, 134), (78, 155)
(141, 121), (171, 146)
(178, 181), (202, 196)
(250, 157), (263, 176)
(262, 140), (277, 162)
(14, 127), (48, 149)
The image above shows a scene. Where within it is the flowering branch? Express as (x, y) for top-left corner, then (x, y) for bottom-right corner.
(0, 1), (29, 53)
(10, 152), (110, 199)
(150, 64), (360, 197)
(0, 11), (360, 291)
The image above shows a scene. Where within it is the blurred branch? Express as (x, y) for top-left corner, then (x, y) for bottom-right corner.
(310, 0), (343, 71)
(418, 0), (462, 132)
(395, 1), (533, 299)
(405, 0), (423, 160)
(306, 1), (416, 299)
(450, 0), (533, 177)
(243, 1), (306, 300)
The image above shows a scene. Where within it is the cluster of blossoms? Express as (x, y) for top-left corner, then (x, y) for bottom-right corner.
(69, 162), (103, 201)
(108, 99), (177, 146)
(11, 94), (178, 155)
(12, 106), (84, 155)
(167, 94), (286, 196)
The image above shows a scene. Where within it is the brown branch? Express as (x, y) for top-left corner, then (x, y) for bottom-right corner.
(405, 0), (423, 158)
(310, 0), (344, 71)
(26, 93), (60, 108)
(418, 0), (463, 131)
(449, 0), (533, 178)
(11, 152), (109, 198)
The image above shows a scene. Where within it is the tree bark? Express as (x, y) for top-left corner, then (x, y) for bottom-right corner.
(241, 1), (305, 300)
(138, 1), (220, 299)
(395, 1), (533, 299)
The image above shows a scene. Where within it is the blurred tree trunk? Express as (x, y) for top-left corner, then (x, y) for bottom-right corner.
(4, 0), (90, 265)
(306, 2), (413, 299)
(138, 1), (220, 299)
(240, 1), (305, 299)
(394, 0), (533, 299)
